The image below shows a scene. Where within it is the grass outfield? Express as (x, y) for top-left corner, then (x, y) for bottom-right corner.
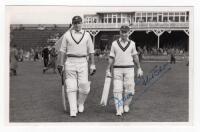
(9, 58), (189, 122)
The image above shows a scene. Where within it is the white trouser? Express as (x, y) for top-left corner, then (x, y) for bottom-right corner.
(113, 68), (135, 94)
(113, 68), (135, 112)
(64, 57), (90, 94)
(64, 57), (90, 115)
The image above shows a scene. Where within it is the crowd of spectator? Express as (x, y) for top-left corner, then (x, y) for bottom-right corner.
(94, 44), (188, 62)
(138, 46), (187, 56)
(17, 47), (44, 62)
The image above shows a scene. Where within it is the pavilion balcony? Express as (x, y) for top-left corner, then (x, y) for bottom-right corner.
(82, 22), (189, 30)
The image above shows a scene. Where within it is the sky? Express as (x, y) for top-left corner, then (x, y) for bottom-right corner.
(6, 6), (191, 24)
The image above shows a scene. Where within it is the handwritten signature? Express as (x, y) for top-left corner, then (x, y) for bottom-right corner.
(109, 62), (172, 107)
(135, 62), (171, 88)
(111, 93), (133, 108)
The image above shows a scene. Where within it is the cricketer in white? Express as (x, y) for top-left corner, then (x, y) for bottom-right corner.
(106, 25), (143, 116)
(57, 16), (96, 117)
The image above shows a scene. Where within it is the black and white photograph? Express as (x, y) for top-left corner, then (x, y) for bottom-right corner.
(6, 5), (192, 124)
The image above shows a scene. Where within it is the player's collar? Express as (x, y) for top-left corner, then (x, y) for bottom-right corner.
(70, 30), (85, 44)
(117, 39), (131, 52)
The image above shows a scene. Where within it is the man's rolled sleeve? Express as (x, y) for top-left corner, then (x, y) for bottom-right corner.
(109, 43), (115, 58)
(87, 34), (95, 54)
(131, 42), (138, 56)
(60, 34), (67, 53)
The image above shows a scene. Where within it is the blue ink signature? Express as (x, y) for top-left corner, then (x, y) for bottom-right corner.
(111, 93), (133, 108)
(135, 62), (171, 88)
(108, 62), (172, 107)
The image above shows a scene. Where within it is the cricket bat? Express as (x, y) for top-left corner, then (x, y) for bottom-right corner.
(100, 75), (112, 106)
(61, 72), (67, 112)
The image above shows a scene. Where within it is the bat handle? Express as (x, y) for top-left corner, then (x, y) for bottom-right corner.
(61, 72), (64, 85)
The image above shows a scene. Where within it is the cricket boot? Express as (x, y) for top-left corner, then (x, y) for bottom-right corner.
(77, 82), (90, 113)
(114, 92), (124, 116)
(123, 92), (133, 113)
(67, 92), (78, 117)
(77, 93), (88, 113)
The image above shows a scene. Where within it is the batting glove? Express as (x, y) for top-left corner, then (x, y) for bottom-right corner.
(137, 68), (143, 77)
(57, 65), (64, 75)
(90, 64), (96, 75)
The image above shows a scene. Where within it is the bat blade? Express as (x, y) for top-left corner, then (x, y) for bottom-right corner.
(61, 72), (67, 112)
(62, 85), (67, 111)
(100, 76), (112, 106)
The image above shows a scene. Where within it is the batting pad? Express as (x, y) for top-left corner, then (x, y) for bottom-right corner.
(79, 81), (91, 94)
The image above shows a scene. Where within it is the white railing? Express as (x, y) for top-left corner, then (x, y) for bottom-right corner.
(82, 23), (125, 29)
(82, 22), (189, 29)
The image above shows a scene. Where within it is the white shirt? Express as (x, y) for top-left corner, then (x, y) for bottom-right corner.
(60, 29), (94, 56)
(109, 38), (138, 66)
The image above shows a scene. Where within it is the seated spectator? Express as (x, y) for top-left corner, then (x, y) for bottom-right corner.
(18, 48), (24, 62)
(159, 48), (163, 55)
(180, 49), (184, 55)
(175, 48), (180, 55)
(152, 47), (157, 55)
(143, 46), (148, 55)
(163, 50), (167, 55)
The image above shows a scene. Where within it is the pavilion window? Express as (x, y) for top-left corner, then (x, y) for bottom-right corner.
(101, 18), (104, 23)
(94, 18), (97, 23)
(113, 17), (116, 23)
(147, 17), (153, 22)
(180, 12), (185, 15)
(186, 12), (189, 22)
(158, 15), (162, 22)
(175, 12), (179, 15)
(122, 18), (126, 23)
(136, 17), (141, 22)
(88, 18), (92, 23)
(174, 16), (179, 22)
(180, 16), (185, 22)
(142, 17), (146, 22)
(186, 16), (189, 22)
(132, 17), (135, 23)
(153, 17), (157, 22)
(117, 13), (121, 17)
(163, 17), (168, 22)
(108, 18), (112, 23)
(153, 13), (157, 22)
(105, 18), (107, 23)
(117, 18), (121, 23)
(169, 12), (174, 15)
(169, 16), (174, 22)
